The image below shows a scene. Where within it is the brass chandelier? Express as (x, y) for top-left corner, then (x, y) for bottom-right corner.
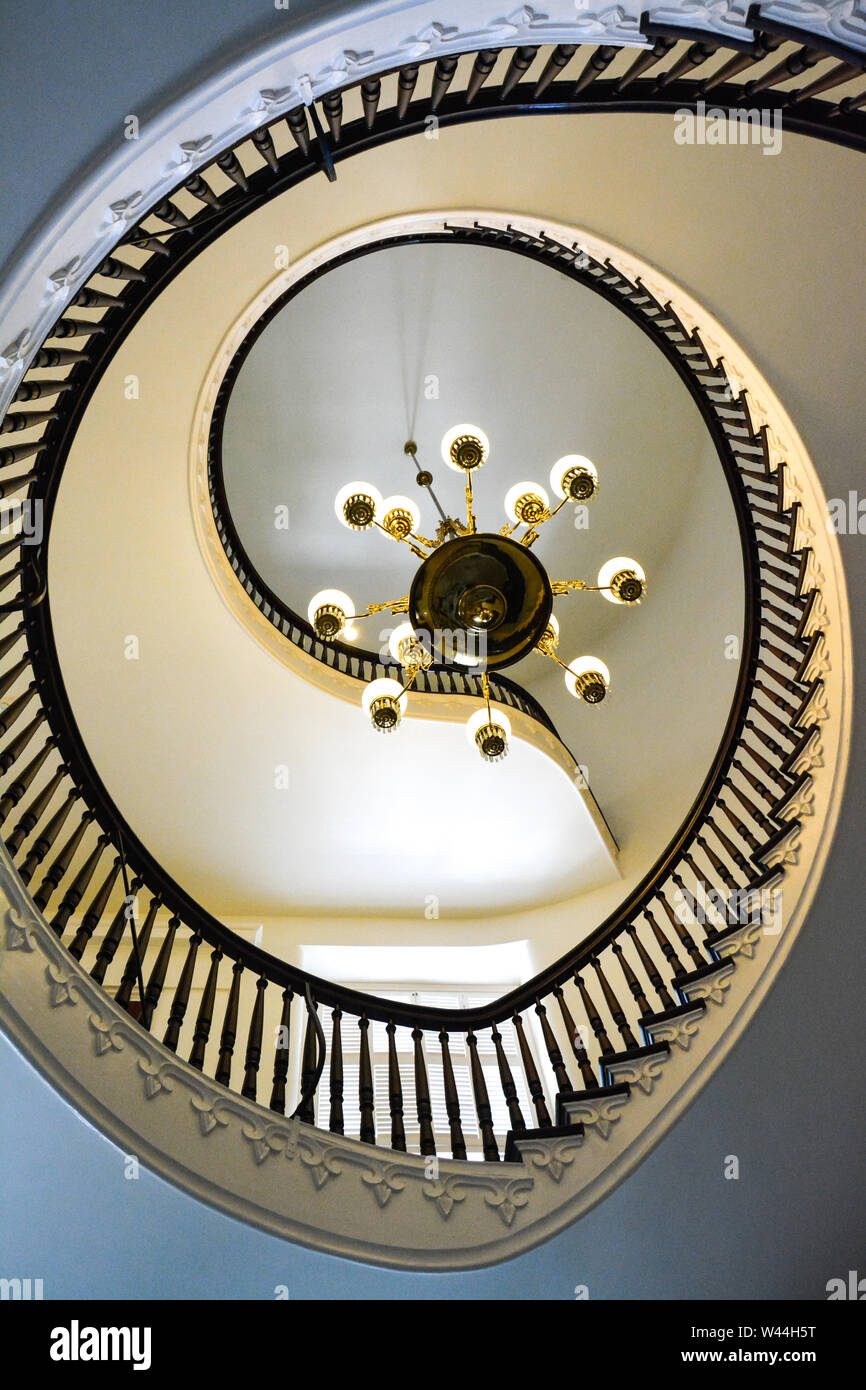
(308, 425), (646, 762)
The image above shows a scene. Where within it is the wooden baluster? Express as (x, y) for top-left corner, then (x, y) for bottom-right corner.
(700, 35), (782, 93)
(0, 619), (25, 662)
(534, 999), (573, 1092)
(707, 813), (752, 876)
(141, 915), (179, 1031)
(0, 731), (54, 823)
(216, 149), (249, 191)
(465, 49), (500, 103)
(0, 408), (58, 432)
(115, 897), (159, 1011)
(574, 971), (615, 1055)
(395, 65), (419, 119)
(500, 46), (538, 98)
(241, 975), (268, 1101)
(692, 833), (737, 892)
(430, 56), (460, 111)
(50, 317), (107, 340)
(0, 654), (32, 700)
(328, 1007), (344, 1133)
(0, 680), (37, 736)
(360, 78), (381, 128)
(572, 44), (620, 94)
(439, 1030), (467, 1159)
(744, 44), (822, 97)
(96, 257), (149, 284)
(32, 806), (94, 910)
(644, 906), (688, 976)
(491, 1026), (527, 1130)
(298, 998), (319, 1123)
(286, 106), (311, 154)
(386, 1021), (407, 1151)
(157, 928), (200, 1050)
(5, 765), (65, 853)
(184, 172), (222, 209)
(615, 37), (676, 91)
(18, 789), (78, 885)
(412, 1027), (436, 1155)
(70, 286), (120, 309)
(660, 881), (706, 968)
(625, 922), (674, 1011)
(90, 876), (143, 984)
(552, 985), (597, 1087)
(790, 61), (863, 104)
(467, 1031), (499, 1160)
(611, 938), (652, 1020)
(13, 379), (76, 400)
(188, 945), (222, 1068)
(150, 198), (192, 230)
(726, 778), (772, 831)
(358, 1014), (375, 1143)
(0, 467), (39, 495)
(718, 797), (760, 853)
(322, 91), (342, 142)
(32, 345), (92, 366)
(0, 710), (46, 775)
(512, 1013), (551, 1126)
(534, 44), (578, 97)
(269, 987), (293, 1113)
(653, 41), (718, 90)
(215, 958), (244, 1085)
(251, 125), (279, 172)
(68, 851), (122, 957)
(50, 831), (112, 937)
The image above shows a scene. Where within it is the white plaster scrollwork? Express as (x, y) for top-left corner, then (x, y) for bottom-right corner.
(298, 1136), (344, 1189)
(360, 1161), (407, 1208)
(46, 960), (85, 1008)
(679, 961), (736, 1004)
(647, 1009), (704, 1051)
(560, 1088), (631, 1138)
(6, 906), (36, 952)
(516, 1134), (585, 1181)
(607, 1050), (670, 1095)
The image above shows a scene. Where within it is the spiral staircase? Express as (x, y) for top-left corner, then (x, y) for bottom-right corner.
(0, 2), (856, 1270)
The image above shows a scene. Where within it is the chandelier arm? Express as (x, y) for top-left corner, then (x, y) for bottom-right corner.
(551, 579), (611, 595)
(522, 496), (570, 545)
(465, 472), (476, 534)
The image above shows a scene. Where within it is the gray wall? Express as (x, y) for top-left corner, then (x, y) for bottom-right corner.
(0, 0), (863, 1298)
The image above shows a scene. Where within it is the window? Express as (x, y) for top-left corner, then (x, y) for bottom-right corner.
(315, 988), (534, 1158)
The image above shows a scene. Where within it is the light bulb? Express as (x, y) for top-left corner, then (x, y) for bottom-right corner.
(334, 481), (383, 530)
(504, 480), (550, 525)
(597, 556), (646, 605)
(564, 656), (610, 704)
(362, 677), (407, 733)
(549, 454), (598, 502)
(380, 494), (422, 540)
(307, 588), (354, 641)
(440, 423), (490, 472)
(466, 705), (512, 762)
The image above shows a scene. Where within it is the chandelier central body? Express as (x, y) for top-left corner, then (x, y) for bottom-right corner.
(409, 532), (553, 671)
(310, 423), (647, 761)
